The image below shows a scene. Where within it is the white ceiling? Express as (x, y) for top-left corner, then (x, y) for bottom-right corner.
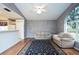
(0, 4), (23, 20)
(15, 3), (71, 20)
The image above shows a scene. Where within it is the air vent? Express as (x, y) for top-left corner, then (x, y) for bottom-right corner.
(4, 8), (11, 12)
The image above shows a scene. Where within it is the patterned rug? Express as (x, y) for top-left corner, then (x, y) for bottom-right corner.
(25, 40), (59, 55)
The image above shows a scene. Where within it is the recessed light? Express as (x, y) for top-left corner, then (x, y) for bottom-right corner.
(4, 8), (11, 12)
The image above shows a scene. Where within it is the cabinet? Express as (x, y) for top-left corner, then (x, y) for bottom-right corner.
(0, 20), (7, 26)
(0, 19), (24, 39)
(0, 19), (16, 31)
(0, 20), (8, 31)
(8, 19), (16, 30)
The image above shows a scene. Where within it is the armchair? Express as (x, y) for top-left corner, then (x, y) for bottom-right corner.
(53, 33), (75, 48)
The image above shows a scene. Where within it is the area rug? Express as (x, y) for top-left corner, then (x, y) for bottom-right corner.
(25, 40), (59, 55)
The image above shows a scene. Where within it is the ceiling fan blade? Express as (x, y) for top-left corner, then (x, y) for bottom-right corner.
(41, 9), (46, 12)
(33, 4), (47, 14)
(34, 5), (41, 9)
(40, 5), (46, 8)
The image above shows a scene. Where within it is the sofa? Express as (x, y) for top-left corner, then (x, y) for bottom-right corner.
(53, 32), (75, 48)
(34, 32), (52, 39)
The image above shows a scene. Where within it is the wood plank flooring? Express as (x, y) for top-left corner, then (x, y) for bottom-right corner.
(1, 39), (32, 55)
(0, 38), (79, 55)
(50, 40), (79, 55)
(62, 49), (79, 55)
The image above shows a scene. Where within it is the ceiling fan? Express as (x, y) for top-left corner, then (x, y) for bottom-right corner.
(34, 4), (46, 14)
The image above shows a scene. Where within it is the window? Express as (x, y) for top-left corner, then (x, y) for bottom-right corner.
(64, 5), (79, 40)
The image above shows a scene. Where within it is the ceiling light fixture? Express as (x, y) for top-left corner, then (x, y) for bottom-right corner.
(37, 9), (42, 14)
(34, 5), (46, 14)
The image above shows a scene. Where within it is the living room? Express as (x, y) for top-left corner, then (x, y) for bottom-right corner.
(0, 3), (79, 55)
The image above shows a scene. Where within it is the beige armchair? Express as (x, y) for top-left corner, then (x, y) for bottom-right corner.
(53, 32), (75, 48)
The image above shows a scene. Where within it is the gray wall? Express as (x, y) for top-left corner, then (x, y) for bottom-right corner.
(56, 3), (79, 33)
(26, 20), (57, 37)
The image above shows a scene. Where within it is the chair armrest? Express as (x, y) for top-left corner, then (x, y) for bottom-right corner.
(53, 35), (58, 37)
(61, 38), (74, 41)
(53, 35), (61, 41)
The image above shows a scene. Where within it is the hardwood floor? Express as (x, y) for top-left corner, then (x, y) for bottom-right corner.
(62, 49), (79, 55)
(1, 38), (79, 55)
(50, 40), (79, 55)
(1, 39), (32, 55)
